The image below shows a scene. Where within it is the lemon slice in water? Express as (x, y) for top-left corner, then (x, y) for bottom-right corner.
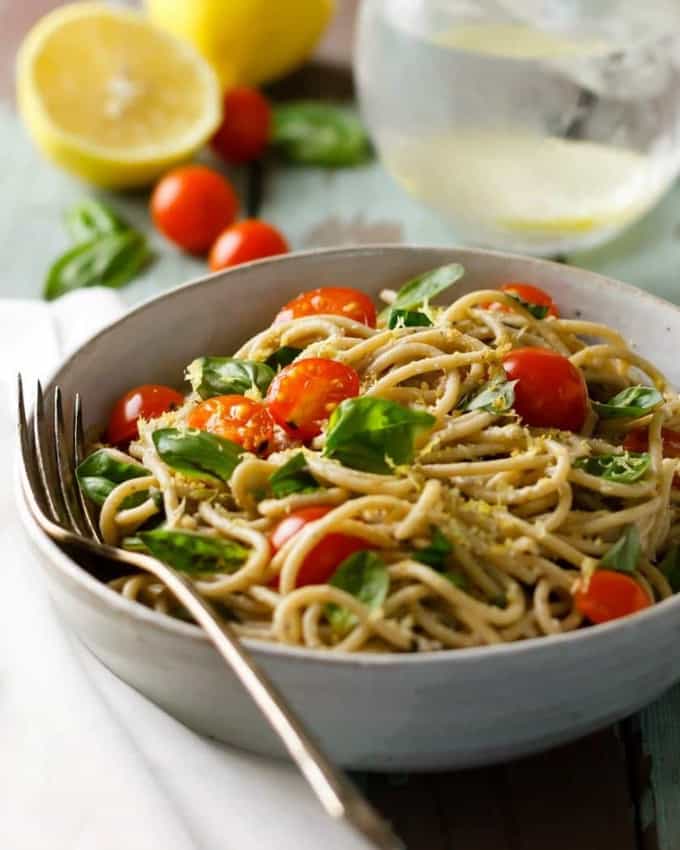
(16, 2), (221, 188)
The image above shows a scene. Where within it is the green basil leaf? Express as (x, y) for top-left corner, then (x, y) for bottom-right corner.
(573, 451), (651, 484)
(593, 386), (663, 420)
(387, 309), (433, 330)
(272, 102), (371, 167)
(506, 293), (549, 319)
(323, 397), (435, 474)
(153, 428), (242, 483)
(413, 527), (453, 569)
(326, 551), (389, 634)
(379, 264), (464, 319)
(187, 357), (275, 399)
(444, 570), (469, 591)
(659, 545), (680, 593)
(76, 449), (150, 506)
(600, 525), (641, 574)
(126, 529), (249, 575)
(270, 453), (320, 498)
(265, 346), (303, 370)
(460, 379), (517, 415)
(65, 199), (127, 243)
(44, 230), (152, 301)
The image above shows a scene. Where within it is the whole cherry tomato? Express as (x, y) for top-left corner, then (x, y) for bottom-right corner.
(275, 287), (377, 327)
(151, 165), (238, 253)
(502, 347), (588, 431)
(187, 394), (274, 454)
(266, 358), (360, 441)
(488, 282), (559, 318)
(209, 219), (288, 271)
(269, 505), (370, 587)
(106, 384), (184, 445)
(574, 570), (651, 624)
(211, 87), (272, 164)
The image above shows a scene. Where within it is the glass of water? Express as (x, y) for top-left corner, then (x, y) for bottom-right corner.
(355, 0), (680, 255)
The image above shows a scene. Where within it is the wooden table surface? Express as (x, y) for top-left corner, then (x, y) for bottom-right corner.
(4, 4), (680, 849)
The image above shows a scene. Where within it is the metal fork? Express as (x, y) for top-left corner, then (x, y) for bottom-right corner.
(17, 375), (404, 850)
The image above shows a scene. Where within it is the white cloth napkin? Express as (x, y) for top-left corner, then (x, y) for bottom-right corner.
(0, 289), (372, 850)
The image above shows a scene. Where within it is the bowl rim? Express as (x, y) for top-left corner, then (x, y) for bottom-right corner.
(23, 242), (680, 668)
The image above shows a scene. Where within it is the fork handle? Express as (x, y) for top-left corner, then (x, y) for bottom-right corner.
(107, 547), (404, 850)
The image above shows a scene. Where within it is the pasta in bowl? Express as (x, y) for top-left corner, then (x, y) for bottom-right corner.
(78, 263), (680, 654)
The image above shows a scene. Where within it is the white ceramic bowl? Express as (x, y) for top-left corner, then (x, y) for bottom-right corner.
(18, 246), (680, 771)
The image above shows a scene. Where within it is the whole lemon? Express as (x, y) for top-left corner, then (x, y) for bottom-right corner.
(146, 0), (335, 88)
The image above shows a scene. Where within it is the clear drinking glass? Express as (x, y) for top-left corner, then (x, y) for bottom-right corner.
(355, 0), (680, 255)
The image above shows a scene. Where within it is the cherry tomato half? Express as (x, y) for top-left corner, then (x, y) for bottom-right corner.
(275, 287), (377, 328)
(574, 570), (651, 624)
(211, 87), (272, 164)
(106, 384), (184, 445)
(187, 394), (274, 454)
(209, 219), (289, 271)
(266, 358), (360, 441)
(269, 505), (370, 587)
(489, 283), (559, 318)
(502, 347), (588, 432)
(151, 165), (239, 254)
(624, 427), (680, 487)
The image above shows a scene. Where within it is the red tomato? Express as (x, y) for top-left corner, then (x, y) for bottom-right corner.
(491, 283), (559, 318)
(574, 570), (651, 624)
(187, 395), (274, 454)
(211, 87), (272, 164)
(106, 384), (184, 445)
(209, 219), (289, 271)
(269, 505), (370, 587)
(266, 358), (360, 441)
(624, 427), (680, 487)
(151, 166), (239, 253)
(502, 347), (588, 432)
(275, 287), (377, 327)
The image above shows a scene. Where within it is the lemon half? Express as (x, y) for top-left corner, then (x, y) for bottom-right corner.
(17, 2), (222, 188)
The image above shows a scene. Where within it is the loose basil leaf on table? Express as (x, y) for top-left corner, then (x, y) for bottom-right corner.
(65, 199), (127, 243)
(379, 263), (464, 320)
(272, 102), (372, 167)
(76, 448), (152, 508)
(44, 230), (152, 301)
(124, 529), (249, 574)
(326, 550), (390, 634)
(413, 527), (453, 569)
(600, 525), (641, 574)
(573, 451), (651, 484)
(506, 293), (549, 319)
(592, 386), (663, 419)
(387, 309), (433, 330)
(152, 428), (242, 483)
(187, 356), (275, 399)
(269, 453), (320, 498)
(323, 397), (435, 474)
(460, 378), (517, 415)
(265, 346), (303, 371)
(659, 545), (680, 593)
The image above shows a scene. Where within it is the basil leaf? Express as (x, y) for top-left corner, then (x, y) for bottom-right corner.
(76, 449), (150, 506)
(593, 386), (663, 420)
(573, 451), (651, 484)
(265, 346), (303, 370)
(65, 199), (127, 243)
(44, 230), (152, 301)
(323, 397), (435, 474)
(387, 309), (433, 329)
(187, 357), (274, 399)
(600, 525), (641, 574)
(153, 428), (242, 483)
(326, 551), (389, 634)
(506, 293), (549, 319)
(379, 264), (464, 319)
(413, 527), (453, 569)
(270, 453), (320, 498)
(460, 379), (517, 415)
(659, 545), (680, 593)
(444, 570), (469, 591)
(126, 529), (249, 575)
(272, 102), (371, 167)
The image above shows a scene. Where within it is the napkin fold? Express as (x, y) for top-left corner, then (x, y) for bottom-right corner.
(0, 289), (370, 850)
